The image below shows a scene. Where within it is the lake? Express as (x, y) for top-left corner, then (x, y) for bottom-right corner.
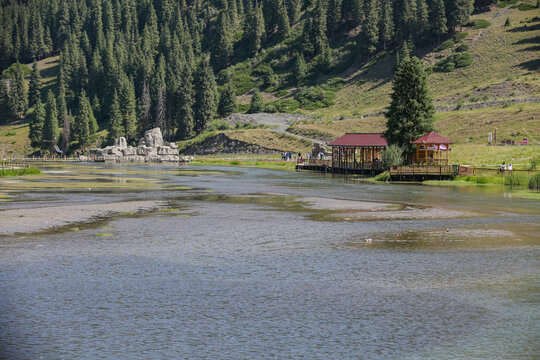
(1, 163), (539, 359)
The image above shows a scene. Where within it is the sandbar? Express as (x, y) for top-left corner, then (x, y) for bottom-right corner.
(0, 200), (162, 236)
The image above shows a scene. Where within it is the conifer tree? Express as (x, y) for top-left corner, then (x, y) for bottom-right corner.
(218, 79), (237, 118)
(416, 0), (429, 40)
(176, 65), (195, 140)
(108, 90), (124, 141)
(384, 57), (434, 150)
(74, 91), (94, 147)
(0, 80), (9, 118)
(42, 91), (59, 152)
(363, 0), (379, 54)
(327, 0), (342, 36)
(155, 87), (166, 131)
(312, 0), (329, 55)
(193, 58), (217, 134)
(293, 53), (307, 85)
(286, 0), (301, 25)
(277, 3), (291, 41)
(120, 77), (137, 141)
(431, 0), (448, 42)
(140, 81), (152, 132)
(10, 62), (28, 117)
(317, 45), (333, 73)
(28, 61), (42, 108)
(213, 11), (233, 69)
(57, 78), (68, 128)
(61, 111), (71, 153)
(246, 1), (265, 53)
(28, 98), (45, 149)
(249, 89), (265, 113)
(379, 1), (394, 49)
(455, 0), (474, 32)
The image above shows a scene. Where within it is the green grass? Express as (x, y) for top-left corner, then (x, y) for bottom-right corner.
(472, 19), (492, 29)
(0, 165), (41, 177)
(190, 157), (298, 171)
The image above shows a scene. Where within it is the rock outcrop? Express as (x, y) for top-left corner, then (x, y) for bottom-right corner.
(95, 128), (188, 163)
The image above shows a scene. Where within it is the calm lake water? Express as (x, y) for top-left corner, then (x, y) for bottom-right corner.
(1, 163), (539, 359)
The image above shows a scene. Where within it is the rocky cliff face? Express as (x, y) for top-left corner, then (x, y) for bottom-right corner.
(96, 128), (187, 162)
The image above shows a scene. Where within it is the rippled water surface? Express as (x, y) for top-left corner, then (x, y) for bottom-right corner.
(1, 163), (539, 359)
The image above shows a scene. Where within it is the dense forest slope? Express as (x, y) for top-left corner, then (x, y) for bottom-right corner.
(0, 0), (538, 157)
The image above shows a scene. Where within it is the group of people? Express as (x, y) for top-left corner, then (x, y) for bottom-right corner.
(500, 161), (513, 172)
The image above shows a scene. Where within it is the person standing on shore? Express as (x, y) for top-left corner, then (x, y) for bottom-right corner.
(500, 161), (506, 173)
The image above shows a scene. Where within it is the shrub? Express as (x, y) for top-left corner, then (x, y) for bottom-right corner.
(434, 39), (454, 52)
(528, 172), (540, 190)
(453, 32), (469, 42)
(249, 89), (265, 113)
(455, 44), (470, 52)
(233, 73), (255, 95)
(4, 131), (16, 136)
(444, 62), (455, 72)
(374, 171), (391, 182)
(381, 144), (404, 170)
(273, 98), (300, 112)
(1, 62), (31, 79)
(454, 52), (474, 68)
(294, 87), (334, 109)
(264, 104), (276, 113)
(529, 155), (540, 169)
(472, 19), (491, 29)
(517, 3), (535, 11)
(273, 89), (288, 97)
(504, 172), (529, 186)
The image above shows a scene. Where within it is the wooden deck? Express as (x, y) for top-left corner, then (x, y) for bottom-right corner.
(295, 159), (384, 175)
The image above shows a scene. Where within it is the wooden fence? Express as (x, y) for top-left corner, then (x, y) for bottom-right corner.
(1, 160), (30, 171)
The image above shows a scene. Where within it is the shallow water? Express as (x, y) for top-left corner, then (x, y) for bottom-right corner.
(1, 163), (539, 359)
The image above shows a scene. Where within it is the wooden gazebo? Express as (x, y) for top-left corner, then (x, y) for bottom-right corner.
(328, 133), (388, 173)
(412, 131), (452, 165)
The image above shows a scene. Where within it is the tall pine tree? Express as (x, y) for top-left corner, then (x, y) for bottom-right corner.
(28, 98), (45, 149)
(42, 91), (59, 152)
(193, 58), (217, 135)
(28, 61), (42, 108)
(218, 77), (237, 118)
(384, 57), (434, 151)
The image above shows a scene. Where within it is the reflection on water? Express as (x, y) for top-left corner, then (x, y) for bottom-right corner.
(0, 163), (539, 359)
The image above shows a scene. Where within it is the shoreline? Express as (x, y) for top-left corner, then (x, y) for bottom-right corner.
(0, 200), (162, 236)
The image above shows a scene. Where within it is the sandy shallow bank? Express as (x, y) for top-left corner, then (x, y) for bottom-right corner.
(301, 196), (474, 220)
(0, 200), (162, 236)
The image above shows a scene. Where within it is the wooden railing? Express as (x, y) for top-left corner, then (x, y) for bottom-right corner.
(304, 159), (332, 167)
(390, 165), (456, 176)
(1, 160), (30, 171)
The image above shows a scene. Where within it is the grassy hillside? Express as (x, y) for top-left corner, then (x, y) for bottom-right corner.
(1, 3), (539, 160)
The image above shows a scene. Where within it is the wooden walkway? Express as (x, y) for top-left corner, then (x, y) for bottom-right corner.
(389, 165), (458, 181)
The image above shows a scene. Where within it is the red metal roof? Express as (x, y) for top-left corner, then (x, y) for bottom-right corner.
(412, 131), (453, 144)
(328, 133), (388, 147)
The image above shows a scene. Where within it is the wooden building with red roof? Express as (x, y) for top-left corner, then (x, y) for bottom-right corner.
(411, 131), (453, 165)
(328, 133), (387, 173)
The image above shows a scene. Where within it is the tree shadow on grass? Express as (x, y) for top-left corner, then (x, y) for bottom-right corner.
(508, 23), (540, 32)
(519, 45), (540, 52)
(513, 36), (540, 45)
(515, 59), (540, 72)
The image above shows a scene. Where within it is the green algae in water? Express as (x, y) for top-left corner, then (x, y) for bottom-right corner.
(96, 233), (114, 237)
